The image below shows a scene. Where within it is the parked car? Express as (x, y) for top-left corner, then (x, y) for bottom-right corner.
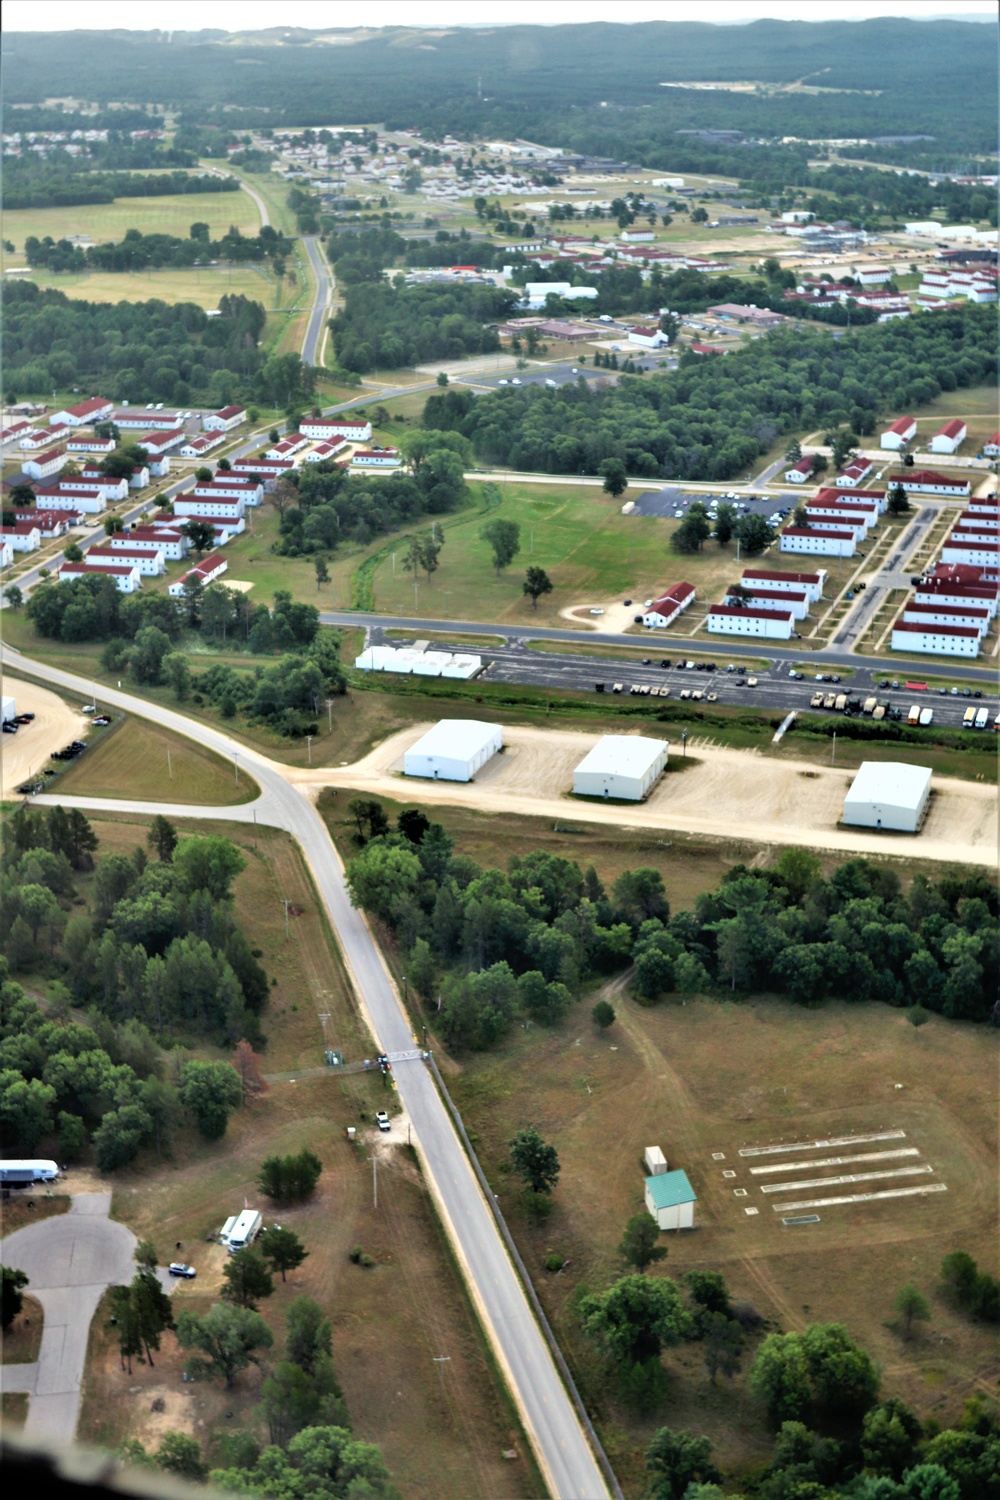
(747, 677), (758, 687)
(168, 1263), (197, 1278)
(14, 713), (35, 724)
(375, 1111), (391, 1132)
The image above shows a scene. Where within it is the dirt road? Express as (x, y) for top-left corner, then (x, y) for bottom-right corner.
(289, 723), (997, 868)
(0, 679), (87, 796)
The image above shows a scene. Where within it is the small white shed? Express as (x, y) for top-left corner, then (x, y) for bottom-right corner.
(842, 761), (932, 833)
(644, 1146), (667, 1176)
(573, 735), (669, 801)
(645, 1169), (697, 1231)
(1, 695), (16, 724)
(404, 720), (503, 782)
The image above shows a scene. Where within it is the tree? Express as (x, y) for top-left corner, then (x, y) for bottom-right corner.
(231, 1039), (268, 1103)
(713, 504), (736, 547)
(784, 439), (803, 464)
(508, 1127), (560, 1194)
(285, 1296), (332, 1375)
(831, 428), (860, 470)
(172, 836), (246, 900)
(314, 556), (330, 588)
(147, 815), (178, 863)
(646, 1428), (721, 1500)
(176, 1303), (274, 1388)
(131, 626), (172, 686)
(894, 1283), (931, 1338)
(5, 586), (23, 610)
(258, 1360), (348, 1447)
(523, 566), (553, 610)
(156, 1432), (207, 1482)
(613, 867), (669, 927)
(703, 1310), (744, 1385)
(0, 1071), (56, 1152)
(619, 1212), (667, 1272)
(183, 519), (216, 556)
(162, 652), (191, 701)
(735, 513), (775, 557)
(479, 518), (521, 575)
(580, 1274), (691, 1367)
(222, 1248), (275, 1310)
(1, 1267), (29, 1330)
(591, 999), (616, 1029)
(63, 542), (84, 563)
(210, 1425), (398, 1499)
(178, 1060), (243, 1140)
(194, 467), (214, 483)
(257, 1148), (323, 1204)
(861, 1399), (923, 1480)
(10, 484), (38, 506)
(793, 503), (809, 528)
(600, 458), (628, 499)
(260, 1226), (308, 1283)
(672, 506), (712, 554)
(887, 482), (911, 515)
(346, 797), (390, 844)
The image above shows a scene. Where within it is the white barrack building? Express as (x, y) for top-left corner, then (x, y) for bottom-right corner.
(404, 720), (503, 782)
(842, 762), (931, 833)
(573, 735), (669, 801)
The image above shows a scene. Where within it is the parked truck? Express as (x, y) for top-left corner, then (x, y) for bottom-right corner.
(863, 696), (878, 716)
(907, 704), (921, 725)
(226, 1208), (263, 1253)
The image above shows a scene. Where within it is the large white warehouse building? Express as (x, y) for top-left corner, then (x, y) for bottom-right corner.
(842, 761), (932, 833)
(573, 735), (669, 801)
(404, 720), (502, 782)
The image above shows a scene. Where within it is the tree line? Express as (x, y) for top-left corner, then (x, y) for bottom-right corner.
(4, 161), (240, 212)
(422, 305), (996, 482)
(329, 281), (517, 375)
(24, 223), (294, 275)
(343, 809), (998, 1049)
(3, 282), (316, 411)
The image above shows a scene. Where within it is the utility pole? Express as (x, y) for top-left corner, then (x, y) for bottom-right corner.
(167, 747), (173, 779)
(326, 698), (335, 734)
(306, 734), (313, 766)
(368, 1155), (378, 1209)
(233, 752), (240, 787)
(318, 1010), (331, 1046)
(281, 899), (293, 940)
(832, 730), (836, 764)
(433, 1355), (451, 1403)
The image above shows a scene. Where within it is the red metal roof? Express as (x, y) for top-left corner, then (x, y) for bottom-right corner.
(937, 420), (966, 438)
(708, 604), (794, 621)
(892, 619), (979, 637)
(782, 526), (855, 539)
(885, 415), (916, 434)
(743, 568), (821, 584)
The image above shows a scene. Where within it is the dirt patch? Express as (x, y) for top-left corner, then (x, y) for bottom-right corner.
(1, 1296), (44, 1365)
(560, 601), (640, 633)
(0, 677), (88, 793)
(292, 723), (998, 869)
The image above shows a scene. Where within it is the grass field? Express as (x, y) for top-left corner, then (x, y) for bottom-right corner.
(17, 262), (283, 312)
(906, 384), (1000, 457)
(0, 1195), (71, 1240)
(3, 191), (260, 255)
(55, 715), (258, 805)
(67, 814), (537, 1499)
(1, 1297), (44, 1367)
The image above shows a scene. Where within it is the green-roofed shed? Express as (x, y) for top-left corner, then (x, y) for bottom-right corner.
(645, 1168), (697, 1231)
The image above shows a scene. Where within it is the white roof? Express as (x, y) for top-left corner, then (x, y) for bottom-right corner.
(845, 761), (931, 811)
(408, 719), (501, 760)
(575, 735), (668, 778)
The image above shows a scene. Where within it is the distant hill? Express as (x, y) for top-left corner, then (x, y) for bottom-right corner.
(3, 20), (996, 157)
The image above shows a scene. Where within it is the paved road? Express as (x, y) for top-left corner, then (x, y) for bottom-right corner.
(322, 610), (998, 688)
(2, 648), (611, 1500)
(300, 235), (332, 367)
(0, 1194), (137, 1444)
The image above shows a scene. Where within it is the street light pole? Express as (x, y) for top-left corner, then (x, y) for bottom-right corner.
(233, 752), (240, 787)
(306, 734), (313, 766)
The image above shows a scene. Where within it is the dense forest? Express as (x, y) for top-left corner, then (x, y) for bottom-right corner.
(3, 159), (239, 212)
(0, 809), (269, 1170)
(343, 806), (998, 1054)
(4, 21), (995, 164)
(2, 283), (314, 409)
(424, 306), (996, 481)
(24, 224), (293, 275)
(329, 282), (517, 374)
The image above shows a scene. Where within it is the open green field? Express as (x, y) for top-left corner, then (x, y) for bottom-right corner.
(906, 383), (1000, 457)
(65, 813), (537, 1499)
(55, 714), (258, 804)
(13, 262), (282, 311)
(3, 191), (260, 255)
(211, 163), (298, 237)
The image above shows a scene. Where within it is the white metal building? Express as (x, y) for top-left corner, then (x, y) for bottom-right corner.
(645, 1169), (696, 1231)
(404, 720), (503, 782)
(706, 604), (795, 639)
(890, 620), (981, 657)
(780, 527), (856, 558)
(930, 420), (967, 454)
(743, 568), (825, 602)
(880, 416), (916, 450)
(573, 735), (669, 801)
(644, 1147), (667, 1176)
(842, 762), (932, 833)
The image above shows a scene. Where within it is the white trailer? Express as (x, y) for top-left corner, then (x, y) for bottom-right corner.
(0, 1159), (60, 1185)
(1, 695), (15, 724)
(227, 1208), (263, 1253)
(644, 1146), (667, 1176)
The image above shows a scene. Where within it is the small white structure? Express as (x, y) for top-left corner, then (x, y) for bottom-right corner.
(627, 326), (670, 349)
(836, 460), (873, 488)
(785, 456), (813, 483)
(881, 416), (916, 450)
(930, 420), (967, 454)
(226, 1208), (263, 1253)
(203, 404), (245, 432)
(644, 1146), (667, 1177)
(643, 582), (694, 628)
(645, 1169), (696, 1231)
(352, 448), (401, 469)
(842, 761), (931, 833)
(404, 720), (503, 782)
(573, 735), (669, 801)
(1, 695), (17, 724)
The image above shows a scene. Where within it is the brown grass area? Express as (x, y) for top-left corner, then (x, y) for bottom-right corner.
(55, 717), (258, 806)
(1, 1296), (44, 1365)
(0, 1392), (29, 1428)
(450, 998), (998, 1490)
(73, 814), (534, 1498)
(0, 1195), (71, 1239)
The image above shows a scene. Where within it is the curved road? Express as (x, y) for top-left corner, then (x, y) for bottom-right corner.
(2, 646), (611, 1500)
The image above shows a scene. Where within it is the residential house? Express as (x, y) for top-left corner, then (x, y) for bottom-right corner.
(304, 439), (349, 463)
(641, 582), (695, 628)
(784, 456), (814, 483)
(167, 552), (228, 597)
(983, 432), (1000, 458)
(136, 429), (186, 456)
(836, 459), (874, 488)
(12, 509), (77, 538)
(265, 435), (309, 461)
(20, 426), (70, 450)
(180, 433), (225, 459)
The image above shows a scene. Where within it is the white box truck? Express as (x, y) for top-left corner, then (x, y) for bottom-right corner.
(227, 1208), (262, 1253)
(644, 1146), (668, 1176)
(0, 1159), (60, 1185)
(219, 1215), (239, 1247)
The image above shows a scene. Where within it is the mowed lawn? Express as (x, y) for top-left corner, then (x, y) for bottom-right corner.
(72, 814), (537, 1500)
(3, 192), (260, 254)
(907, 383), (1000, 455)
(55, 716), (258, 805)
(16, 263), (280, 311)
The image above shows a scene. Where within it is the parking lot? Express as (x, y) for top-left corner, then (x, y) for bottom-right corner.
(632, 486), (791, 522)
(468, 361), (608, 392)
(0, 680), (88, 796)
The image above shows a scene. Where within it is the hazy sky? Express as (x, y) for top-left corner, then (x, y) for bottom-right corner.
(5, 0), (997, 31)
